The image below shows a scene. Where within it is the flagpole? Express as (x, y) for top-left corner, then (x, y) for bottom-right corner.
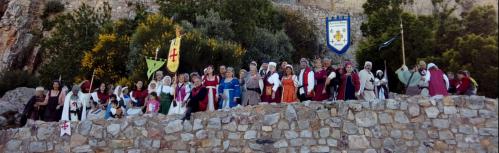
(89, 70), (96, 93)
(155, 47), (159, 60)
(400, 17), (406, 66)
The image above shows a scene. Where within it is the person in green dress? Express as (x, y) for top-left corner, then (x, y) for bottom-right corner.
(157, 76), (174, 115)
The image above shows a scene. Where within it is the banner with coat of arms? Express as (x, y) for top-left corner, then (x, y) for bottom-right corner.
(326, 16), (351, 55)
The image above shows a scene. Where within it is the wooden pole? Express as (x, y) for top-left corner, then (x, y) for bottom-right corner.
(88, 70), (96, 93)
(155, 47), (159, 60)
(400, 17), (406, 66)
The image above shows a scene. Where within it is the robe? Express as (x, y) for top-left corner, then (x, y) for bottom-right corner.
(359, 69), (376, 101)
(337, 73), (360, 101)
(426, 68), (449, 97)
(61, 91), (87, 121)
(261, 73), (281, 103)
(218, 78), (241, 108)
(242, 74), (263, 106)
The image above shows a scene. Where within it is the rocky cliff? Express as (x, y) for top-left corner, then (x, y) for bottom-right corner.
(0, 0), (497, 72)
(0, 95), (497, 152)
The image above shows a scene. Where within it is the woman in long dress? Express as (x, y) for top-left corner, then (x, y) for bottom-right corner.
(242, 61), (263, 106)
(202, 66), (219, 111)
(41, 80), (65, 122)
(313, 59), (329, 101)
(157, 76), (173, 115)
(337, 62), (360, 101)
(218, 67), (241, 109)
(281, 64), (299, 103)
(169, 74), (190, 115)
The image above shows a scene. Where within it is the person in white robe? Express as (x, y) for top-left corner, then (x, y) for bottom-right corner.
(61, 86), (87, 121)
(358, 61), (376, 101)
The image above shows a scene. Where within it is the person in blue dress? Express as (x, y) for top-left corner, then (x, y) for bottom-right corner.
(218, 67), (241, 109)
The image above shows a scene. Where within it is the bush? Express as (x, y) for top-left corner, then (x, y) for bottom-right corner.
(0, 70), (40, 97)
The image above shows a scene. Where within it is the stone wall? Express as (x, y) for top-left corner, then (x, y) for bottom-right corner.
(0, 95), (497, 152)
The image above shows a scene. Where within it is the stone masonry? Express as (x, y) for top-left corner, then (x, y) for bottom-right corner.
(0, 95), (497, 153)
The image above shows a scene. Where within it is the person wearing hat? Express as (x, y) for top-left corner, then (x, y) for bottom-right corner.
(261, 62), (281, 103)
(337, 62), (360, 100)
(298, 58), (315, 101)
(374, 70), (389, 100)
(21, 87), (47, 125)
(358, 61), (376, 101)
(281, 64), (299, 103)
(425, 63), (449, 97)
(61, 85), (87, 121)
(242, 61), (263, 106)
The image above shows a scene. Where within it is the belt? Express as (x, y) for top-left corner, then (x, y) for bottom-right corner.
(206, 86), (217, 89)
(247, 87), (261, 94)
(364, 89), (374, 91)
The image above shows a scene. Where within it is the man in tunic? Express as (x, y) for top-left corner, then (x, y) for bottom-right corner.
(358, 61), (376, 101)
(395, 64), (422, 95)
(242, 61), (263, 106)
(298, 58), (315, 101)
(62, 86), (87, 121)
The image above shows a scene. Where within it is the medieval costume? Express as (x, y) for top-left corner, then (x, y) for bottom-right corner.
(169, 81), (190, 115)
(359, 61), (376, 101)
(374, 70), (389, 100)
(281, 65), (299, 103)
(61, 86), (87, 121)
(261, 62), (281, 103)
(157, 76), (174, 115)
(395, 65), (422, 96)
(425, 63), (449, 97)
(130, 86), (148, 107)
(298, 58), (315, 101)
(418, 67), (430, 97)
(326, 67), (339, 101)
(91, 84), (109, 105)
(42, 82), (65, 122)
(87, 101), (104, 120)
(456, 71), (476, 95)
(183, 84), (208, 120)
(202, 74), (219, 111)
(313, 66), (329, 101)
(21, 87), (46, 125)
(337, 63), (360, 101)
(218, 77), (241, 109)
(243, 74), (263, 106)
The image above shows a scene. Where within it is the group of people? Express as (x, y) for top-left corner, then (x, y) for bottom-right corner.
(395, 60), (478, 97)
(21, 58), (478, 124)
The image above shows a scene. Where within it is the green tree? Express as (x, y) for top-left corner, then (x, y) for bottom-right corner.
(38, 3), (111, 86)
(281, 9), (320, 62)
(357, 0), (436, 92)
(442, 34), (498, 97)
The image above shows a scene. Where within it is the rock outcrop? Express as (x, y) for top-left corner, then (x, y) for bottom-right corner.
(0, 87), (35, 128)
(0, 95), (497, 152)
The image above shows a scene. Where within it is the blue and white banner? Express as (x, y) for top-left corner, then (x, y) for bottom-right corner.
(326, 16), (351, 55)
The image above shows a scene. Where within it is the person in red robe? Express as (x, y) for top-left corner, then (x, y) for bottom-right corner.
(313, 59), (329, 101)
(337, 62), (360, 101)
(456, 70), (476, 95)
(425, 63), (449, 97)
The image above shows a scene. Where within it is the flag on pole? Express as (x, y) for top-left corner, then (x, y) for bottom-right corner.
(167, 36), (181, 73)
(378, 35), (399, 51)
(146, 57), (166, 79)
